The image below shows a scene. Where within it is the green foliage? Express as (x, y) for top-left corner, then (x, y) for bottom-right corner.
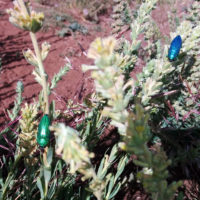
(0, 81), (23, 136)
(111, 0), (133, 34)
(7, 81), (24, 121)
(3, 0), (200, 199)
(50, 64), (70, 90)
(53, 123), (105, 200)
(78, 107), (105, 150)
(104, 155), (128, 200)
(0, 155), (22, 200)
(37, 147), (53, 199)
(18, 103), (38, 165)
(115, 0), (158, 80)
(82, 0), (200, 198)
(121, 104), (182, 200)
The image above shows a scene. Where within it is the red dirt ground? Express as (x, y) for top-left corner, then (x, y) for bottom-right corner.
(0, 0), (192, 127)
(0, 0), (113, 127)
(0, 0), (195, 199)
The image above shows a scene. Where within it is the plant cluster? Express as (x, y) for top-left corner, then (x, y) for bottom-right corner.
(111, 0), (133, 34)
(1, 0), (200, 199)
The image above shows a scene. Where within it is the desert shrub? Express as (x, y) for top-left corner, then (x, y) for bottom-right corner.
(1, 0), (200, 199)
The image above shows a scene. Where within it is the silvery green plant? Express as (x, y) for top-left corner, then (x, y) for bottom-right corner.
(0, 81), (23, 136)
(111, 0), (133, 34)
(103, 154), (128, 200)
(168, 4), (200, 128)
(82, 34), (182, 199)
(3, 0), (200, 199)
(120, 0), (200, 175)
(7, 81), (24, 121)
(52, 123), (104, 200)
(116, 0), (158, 80)
(7, 0), (49, 114)
(81, 0), (200, 198)
(0, 81), (24, 199)
(7, 0), (70, 115)
(4, 0), (70, 199)
(18, 103), (38, 166)
(53, 123), (128, 200)
(82, 36), (133, 135)
(6, 0), (70, 145)
(135, 13), (200, 126)
(120, 104), (182, 200)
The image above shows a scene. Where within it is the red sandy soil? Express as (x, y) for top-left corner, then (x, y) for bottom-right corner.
(0, 0), (113, 127)
(0, 0), (195, 199)
(0, 0), (192, 127)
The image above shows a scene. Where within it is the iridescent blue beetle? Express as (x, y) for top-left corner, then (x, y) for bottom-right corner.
(168, 35), (182, 61)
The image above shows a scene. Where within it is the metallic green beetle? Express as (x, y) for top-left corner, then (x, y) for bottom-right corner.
(37, 114), (50, 148)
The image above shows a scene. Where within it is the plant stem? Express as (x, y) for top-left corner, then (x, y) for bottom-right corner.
(17, 0), (49, 171)
(90, 169), (103, 200)
(17, 0), (49, 115)
(43, 146), (48, 167)
(29, 32), (49, 115)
